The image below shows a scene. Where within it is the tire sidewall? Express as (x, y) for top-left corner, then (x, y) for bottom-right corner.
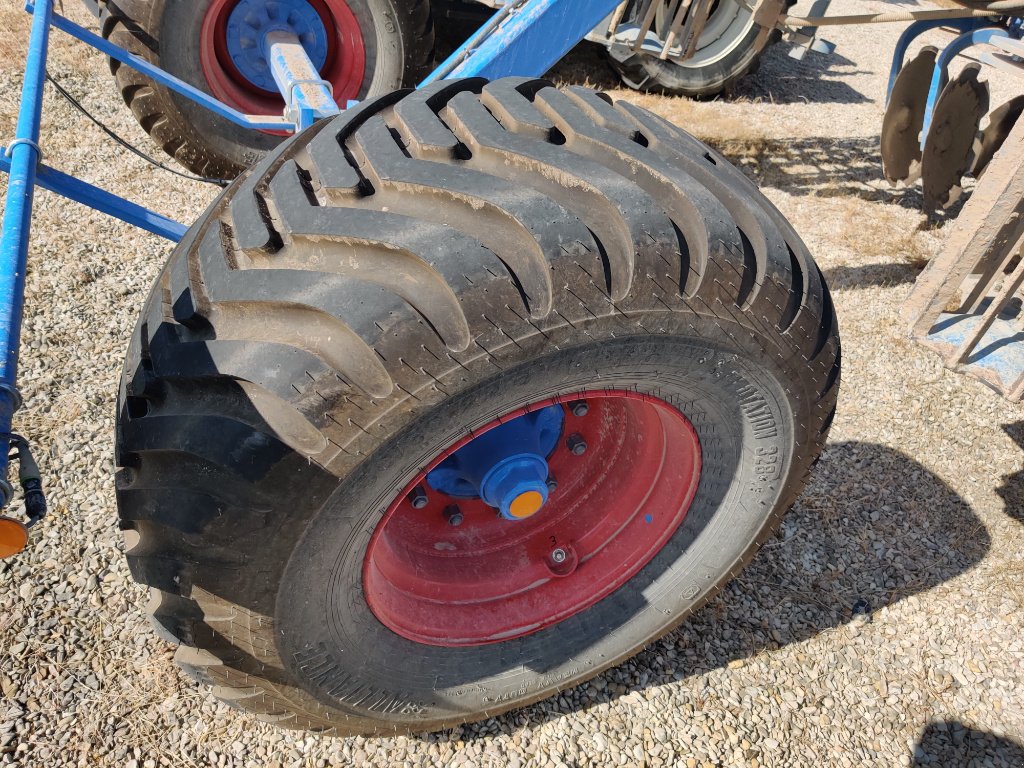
(276, 332), (794, 728)
(157, 0), (410, 168)
(617, 22), (770, 97)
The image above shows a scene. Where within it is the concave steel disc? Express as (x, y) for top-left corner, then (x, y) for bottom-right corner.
(882, 46), (938, 185)
(971, 95), (1024, 178)
(922, 63), (990, 211)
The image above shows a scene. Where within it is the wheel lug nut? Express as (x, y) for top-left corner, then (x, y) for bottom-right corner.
(444, 505), (464, 527)
(409, 486), (429, 509)
(546, 475), (558, 492)
(566, 433), (587, 455)
(569, 400), (589, 417)
(550, 548), (567, 564)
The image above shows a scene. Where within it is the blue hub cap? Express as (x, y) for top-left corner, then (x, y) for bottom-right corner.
(225, 0), (330, 92)
(426, 405), (564, 521)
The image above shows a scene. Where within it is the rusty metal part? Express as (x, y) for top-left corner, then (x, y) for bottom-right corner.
(632, 0), (663, 52)
(781, 7), (1002, 26)
(607, 1), (630, 36)
(922, 64), (990, 211)
(882, 46), (937, 185)
(972, 96), (1024, 177)
(627, 0), (735, 62)
(902, 108), (1024, 401)
(659, 0), (694, 58)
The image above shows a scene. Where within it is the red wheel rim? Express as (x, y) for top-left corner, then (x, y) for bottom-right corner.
(363, 391), (702, 647)
(199, 0), (366, 129)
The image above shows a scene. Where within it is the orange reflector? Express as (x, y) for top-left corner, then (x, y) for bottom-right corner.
(509, 491), (544, 519)
(0, 517), (28, 559)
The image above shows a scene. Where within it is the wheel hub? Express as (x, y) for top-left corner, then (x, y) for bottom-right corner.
(200, 0), (366, 121)
(224, 0), (330, 93)
(426, 404), (563, 521)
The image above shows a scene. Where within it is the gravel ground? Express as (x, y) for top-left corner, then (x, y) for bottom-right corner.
(1, 1), (1023, 766)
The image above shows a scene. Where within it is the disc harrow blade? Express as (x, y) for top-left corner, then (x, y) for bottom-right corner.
(971, 95), (1024, 178)
(882, 46), (938, 185)
(922, 63), (990, 211)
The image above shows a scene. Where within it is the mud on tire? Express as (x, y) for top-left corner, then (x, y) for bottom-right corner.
(116, 77), (840, 734)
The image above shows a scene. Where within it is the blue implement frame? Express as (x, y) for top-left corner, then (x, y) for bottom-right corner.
(0, 0), (622, 508)
(884, 17), (1019, 151)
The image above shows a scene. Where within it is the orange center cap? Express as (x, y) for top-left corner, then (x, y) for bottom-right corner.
(0, 517), (28, 559)
(509, 491), (544, 520)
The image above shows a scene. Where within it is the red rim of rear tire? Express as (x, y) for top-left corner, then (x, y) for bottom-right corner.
(363, 390), (703, 647)
(199, 0), (366, 126)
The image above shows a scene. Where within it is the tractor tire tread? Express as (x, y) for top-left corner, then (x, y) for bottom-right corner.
(116, 78), (839, 734)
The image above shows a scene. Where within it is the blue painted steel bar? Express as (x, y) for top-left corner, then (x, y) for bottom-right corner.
(0, 0), (54, 496)
(0, 149), (186, 242)
(422, 0), (623, 85)
(886, 17), (990, 104)
(264, 30), (340, 131)
(35, 4), (297, 132)
(920, 26), (1010, 146)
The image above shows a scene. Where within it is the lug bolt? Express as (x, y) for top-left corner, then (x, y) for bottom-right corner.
(444, 505), (464, 527)
(409, 486), (429, 509)
(566, 433), (587, 456)
(550, 548), (567, 564)
(569, 400), (589, 417)
(546, 475), (558, 492)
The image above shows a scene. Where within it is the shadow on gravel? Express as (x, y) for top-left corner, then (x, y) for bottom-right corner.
(910, 721), (1024, 767)
(999, 421), (1024, 525)
(820, 262), (920, 291)
(733, 46), (871, 105)
(438, 440), (989, 740)
(707, 135), (972, 222)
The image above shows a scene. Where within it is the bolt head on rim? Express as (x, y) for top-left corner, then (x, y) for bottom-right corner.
(363, 391), (703, 647)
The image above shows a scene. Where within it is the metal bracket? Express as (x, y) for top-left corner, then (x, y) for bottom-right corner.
(3, 138), (42, 162)
(264, 29), (340, 131)
(0, 384), (23, 414)
(784, 0), (835, 60)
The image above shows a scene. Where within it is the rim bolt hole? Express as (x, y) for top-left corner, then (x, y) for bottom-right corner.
(569, 400), (589, 417)
(444, 505), (464, 527)
(409, 486), (429, 509)
(546, 475), (558, 492)
(566, 433), (587, 456)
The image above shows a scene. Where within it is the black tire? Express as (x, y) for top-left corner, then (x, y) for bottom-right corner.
(607, 0), (788, 98)
(100, 0), (433, 179)
(115, 77), (840, 734)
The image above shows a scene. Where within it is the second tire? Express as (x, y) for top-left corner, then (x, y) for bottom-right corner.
(116, 77), (840, 734)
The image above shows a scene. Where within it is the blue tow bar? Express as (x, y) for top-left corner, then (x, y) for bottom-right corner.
(0, 0), (53, 503)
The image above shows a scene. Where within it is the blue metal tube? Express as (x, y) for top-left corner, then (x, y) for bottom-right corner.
(886, 17), (991, 105)
(38, 4), (297, 133)
(920, 26), (1009, 147)
(422, 0), (622, 84)
(264, 30), (340, 131)
(0, 0), (54, 491)
(0, 149), (186, 242)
